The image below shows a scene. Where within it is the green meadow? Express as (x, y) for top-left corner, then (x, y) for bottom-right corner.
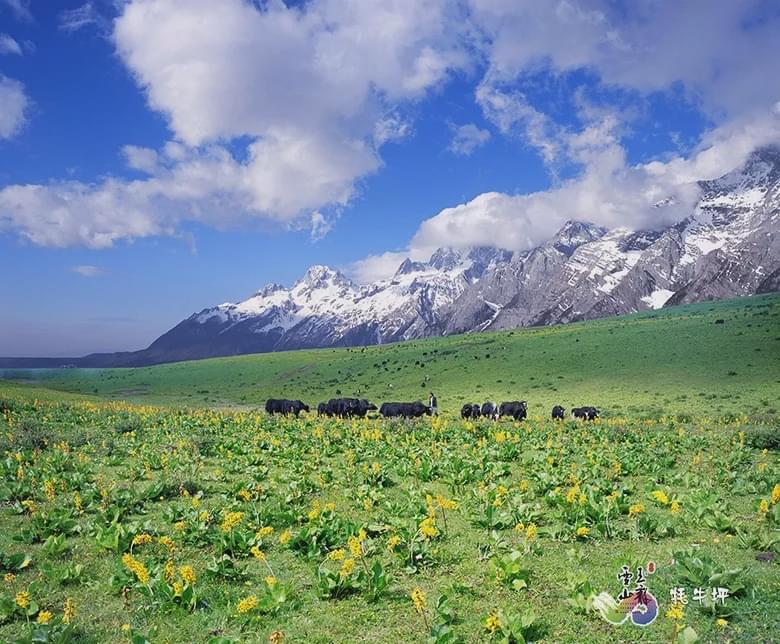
(0, 294), (778, 643)
(26, 292), (780, 418)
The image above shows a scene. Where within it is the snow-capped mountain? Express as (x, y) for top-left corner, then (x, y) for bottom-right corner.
(65, 146), (779, 366)
(143, 246), (511, 362)
(446, 146), (780, 332)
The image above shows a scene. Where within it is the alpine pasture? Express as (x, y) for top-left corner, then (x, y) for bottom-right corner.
(0, 294), (778, 643)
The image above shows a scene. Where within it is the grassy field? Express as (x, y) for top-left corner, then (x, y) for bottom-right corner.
(0, 294), (778, 643)
(11, 292), (780, 419)
(0, 394), (778, 643)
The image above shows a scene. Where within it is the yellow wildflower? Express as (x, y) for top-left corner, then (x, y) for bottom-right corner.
(576, 526), (589, 538)
(269, 631), (285, 643)
(419, 516), (438, 539)
(132, 533), (152, 546)
(251, 546), (266, 560)
(221, 511), (245, 533)
(158, 535), (175, 551)
(43, 479), (56, 502)
(36, 610), (53, 624)
(257, 525), (274, 538)
(4, 572), (16, 583)
(179, 565), (196, 584)
(758, 499), (769, 517)
(651, 490), (669, 505)
(387, 535), (401, 550)
(526, 523), (538, 540)
(21, 499), (37, 514)
(716, 618), (728, 629)
(629, 503), (645, 518)
(665, 602), (684, 621)
(265, 575), (277, 588)
(411, 588), (426, 613)
(484, 611), (502, 634)
(174, 521), (186, 531)
(15, 590), (29, 608)
(237, 594), (258, 614)
(122, 553), (150, 585)
(63, 598), (76, 624)
(519, 479), (529, 492)
(772, 484), (780, 505)
(339, 558), (356, 578)
(279, 529), (292, 545)
(328, 548), (346, 561)
(348, 535), (363, 558)
(670, 500), (681, 514)
(436, 495), (458, 510)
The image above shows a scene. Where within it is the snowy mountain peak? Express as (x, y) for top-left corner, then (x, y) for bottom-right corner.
(256, 283), (285, 297)
(551, 220), (608, 256)
(298, 265), (350, 289)
(395, 258), (428, 276)
(429, 247), (464, 271)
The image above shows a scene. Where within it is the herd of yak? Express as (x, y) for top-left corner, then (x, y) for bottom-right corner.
(265, 397), (600, 421)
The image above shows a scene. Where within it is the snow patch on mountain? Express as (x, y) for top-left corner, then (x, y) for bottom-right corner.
(641, 289), (675, 309)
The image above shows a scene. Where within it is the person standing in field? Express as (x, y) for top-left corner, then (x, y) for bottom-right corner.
(429, 391), (438, 416)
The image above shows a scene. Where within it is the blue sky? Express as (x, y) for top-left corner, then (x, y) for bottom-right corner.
(1, 0), (779, 356)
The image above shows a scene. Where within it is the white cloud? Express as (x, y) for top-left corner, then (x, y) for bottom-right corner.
(59, 2), (107, 33)
(355, 107), (780, 281)
(309, 211), (333, 242)
(1, 0), (32, 22)
(0, 74), (28, 138)
(468, 0), (780, 118)
(0, 0), (468, 248)
(449, 123), (491, 155)
(71, 265), (105, 277)
(2, 0), (780, 257)
(122, 145), (158, 174)
(475, 82), (561, 163)
(350, 249), (427, 283)
(0, 33), (22, 55)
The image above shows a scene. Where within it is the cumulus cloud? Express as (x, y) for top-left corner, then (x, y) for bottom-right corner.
(350, 249), (428, 283)
(3, 0), (780, 258)
(0, 0), (468, 247)
(418, 110), (780, 247)
(469, 0), (780, 119)
(0, 74), (28, 138)
(353, 108), (780, 282)
(0, 33), (22, 55)
(122, 145), (158, 174)
(449, 123), (491, 155)
(71, 265), (105, 277)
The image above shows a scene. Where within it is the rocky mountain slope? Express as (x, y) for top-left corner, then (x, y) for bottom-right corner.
(7, 147), (776, 367)
(447, 146), (779, 332)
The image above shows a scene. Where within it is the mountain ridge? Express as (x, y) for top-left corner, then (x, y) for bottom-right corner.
(2, 146), (778, 368)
